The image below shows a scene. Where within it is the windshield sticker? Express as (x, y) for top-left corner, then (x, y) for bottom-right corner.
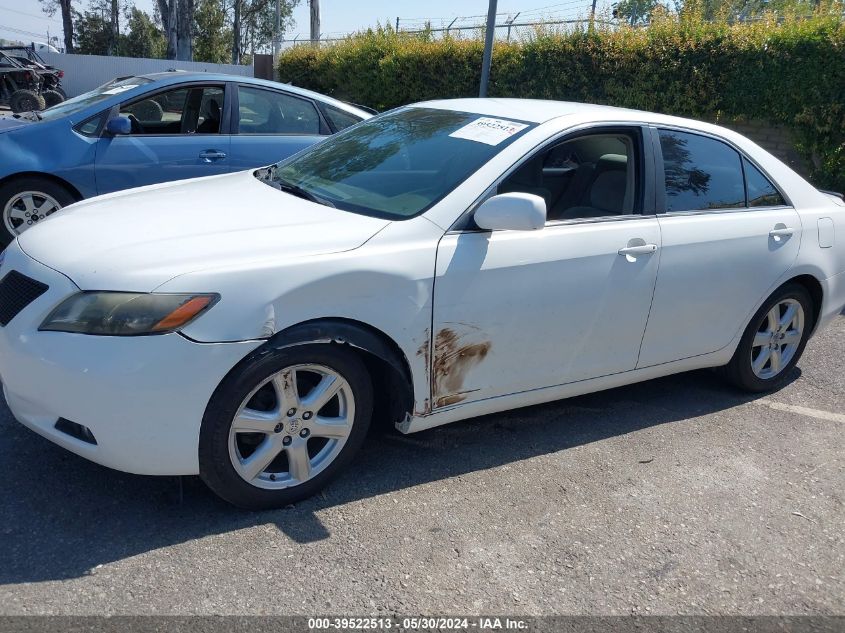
(449, 117), (529, 145)
(101, 85), (138, 95)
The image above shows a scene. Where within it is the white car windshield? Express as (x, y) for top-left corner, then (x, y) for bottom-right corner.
(265, 107), (536, 219)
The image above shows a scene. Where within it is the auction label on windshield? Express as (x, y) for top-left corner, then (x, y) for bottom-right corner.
(449, 117), (529, 145)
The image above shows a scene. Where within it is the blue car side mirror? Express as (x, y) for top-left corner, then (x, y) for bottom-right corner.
(106, 116), (132, 136)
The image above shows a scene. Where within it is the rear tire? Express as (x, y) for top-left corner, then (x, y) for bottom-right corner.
(9, 89), (45, 113)
(42, 89), (64, 108)
(199, 343), (373, 510)
(720, 283), (813, 392)
(0, 177), (77, 248)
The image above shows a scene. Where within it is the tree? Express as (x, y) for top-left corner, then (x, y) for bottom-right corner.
(156, 0), (178, 59)
(177, 0), (194, 59)
(230, 0), (298, 64)
(123, 7), (166, 58)
(194, 0), (232, 63)
(38, 0), (75, 53)
(86, 0), (121, 54)
(675, 0), (819, 21)
(613, 0), (659, 24)
(73, 8), (111, 54)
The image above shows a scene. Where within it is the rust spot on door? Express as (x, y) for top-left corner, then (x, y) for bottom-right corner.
(432, 327), (491, 408)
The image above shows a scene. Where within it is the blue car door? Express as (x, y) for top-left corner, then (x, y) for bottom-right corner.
(95, 83), (231, 194)
(228, 84), (328, 171)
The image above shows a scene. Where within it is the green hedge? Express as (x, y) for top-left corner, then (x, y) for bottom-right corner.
(278, 12), (845, 190)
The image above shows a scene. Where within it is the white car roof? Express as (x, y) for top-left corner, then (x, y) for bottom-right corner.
(415, 98), (730, 136)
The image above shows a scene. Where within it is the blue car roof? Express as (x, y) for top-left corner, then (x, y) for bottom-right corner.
(129, 71), (366, 115)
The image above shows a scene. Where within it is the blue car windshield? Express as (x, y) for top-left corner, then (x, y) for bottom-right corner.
(38, 76), (153, 121)
(266, 107), (536, 220)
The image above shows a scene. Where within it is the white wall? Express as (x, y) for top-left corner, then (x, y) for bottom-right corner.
(40, 52), (253, 98)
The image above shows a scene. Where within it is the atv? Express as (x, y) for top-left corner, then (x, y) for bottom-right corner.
(0, 45), (65, 107)
(0, 52), (46, 112)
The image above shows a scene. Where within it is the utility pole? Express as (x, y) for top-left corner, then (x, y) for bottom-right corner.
(590, 0), (598, 24)
(479, 0), (497, 97)
(395, 17), (399, 32)
(310, 0), (320, 46)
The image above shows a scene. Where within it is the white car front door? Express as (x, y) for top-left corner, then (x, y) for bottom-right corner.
(429, 126), (661, 410)
(637, 127), (802, 367)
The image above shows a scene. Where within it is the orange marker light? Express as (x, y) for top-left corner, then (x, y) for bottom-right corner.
(151, 296), (215, 332)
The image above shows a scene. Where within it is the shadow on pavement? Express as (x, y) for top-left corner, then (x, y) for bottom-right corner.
(0, 367), (798, 584)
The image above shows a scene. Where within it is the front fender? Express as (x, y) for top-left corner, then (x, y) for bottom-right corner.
(0, 122), (97, 198)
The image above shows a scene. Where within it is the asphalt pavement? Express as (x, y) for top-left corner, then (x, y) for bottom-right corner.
(0, 316), (843, 615)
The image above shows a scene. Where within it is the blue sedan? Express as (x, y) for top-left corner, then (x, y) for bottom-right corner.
(0, 72), (371, 247)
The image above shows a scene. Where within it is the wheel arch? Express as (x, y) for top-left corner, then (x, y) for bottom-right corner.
(255, 317), (415, 429)
(0, 171), (83, 202)
(782, 273), (823, 333)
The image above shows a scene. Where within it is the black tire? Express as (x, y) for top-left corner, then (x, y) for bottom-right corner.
(199, 343), (374, 510)
(9, 89), (46, 113)
(0, 177), (77, 248)
(720, 283), (813, 392)
(42, 89), (64, 108)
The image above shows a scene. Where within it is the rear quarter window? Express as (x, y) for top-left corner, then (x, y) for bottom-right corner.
(322, 104), (363, 132)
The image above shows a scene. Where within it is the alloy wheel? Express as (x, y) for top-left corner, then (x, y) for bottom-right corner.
(227, 364), (355, 490)
(750, 298), (804, 380)
(3, 190), (62, 236)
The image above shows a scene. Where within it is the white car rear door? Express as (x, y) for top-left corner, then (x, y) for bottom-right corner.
(637, 127), (801, 368)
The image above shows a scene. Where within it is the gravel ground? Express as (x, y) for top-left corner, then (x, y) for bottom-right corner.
(0, 316), (843, 616)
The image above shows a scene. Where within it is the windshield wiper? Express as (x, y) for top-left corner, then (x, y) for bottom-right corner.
(273, 175), (336, 209)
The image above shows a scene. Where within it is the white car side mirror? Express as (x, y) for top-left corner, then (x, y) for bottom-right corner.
(474, 192), (546, 232)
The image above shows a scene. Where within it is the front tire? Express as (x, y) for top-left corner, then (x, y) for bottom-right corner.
(9, 89), (45, 113)
(721, 283), (813, 392)
(199, 344), (373, 510)
(0, 177), (76, 248)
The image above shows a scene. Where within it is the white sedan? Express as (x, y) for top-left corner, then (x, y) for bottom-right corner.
(1, 99), (843, 509)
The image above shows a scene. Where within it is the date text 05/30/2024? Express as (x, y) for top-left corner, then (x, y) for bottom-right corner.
(308, 617), (529, 630)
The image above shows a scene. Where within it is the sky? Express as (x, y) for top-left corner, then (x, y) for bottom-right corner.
(1, 0), (600, 48)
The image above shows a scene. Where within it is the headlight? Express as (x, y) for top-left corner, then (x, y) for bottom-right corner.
(39, 292), (219, 336)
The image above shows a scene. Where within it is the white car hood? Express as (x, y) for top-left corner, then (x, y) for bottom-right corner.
(17, 171), (390, 291)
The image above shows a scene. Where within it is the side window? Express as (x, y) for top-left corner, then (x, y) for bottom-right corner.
(322, 104), (363, 132)
(659, 129), (745, 212)
(120, 85), (224, 135)
(744, 158), (786, 207)
(498, 131), (641, 222)
(237, 86), (321, 135)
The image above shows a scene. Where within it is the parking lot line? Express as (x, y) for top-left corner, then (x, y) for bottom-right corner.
(753, 398), (845, 423)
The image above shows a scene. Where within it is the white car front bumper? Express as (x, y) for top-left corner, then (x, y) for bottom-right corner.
(0, 242), (260, 476)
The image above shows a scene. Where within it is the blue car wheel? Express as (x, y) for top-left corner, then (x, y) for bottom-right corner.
(0, 177), (76, 248)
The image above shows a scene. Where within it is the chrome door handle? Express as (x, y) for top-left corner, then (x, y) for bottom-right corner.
(199, 150), (227, 162)
(618, 244), (658, 256)
(769, 227), (794, 237)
